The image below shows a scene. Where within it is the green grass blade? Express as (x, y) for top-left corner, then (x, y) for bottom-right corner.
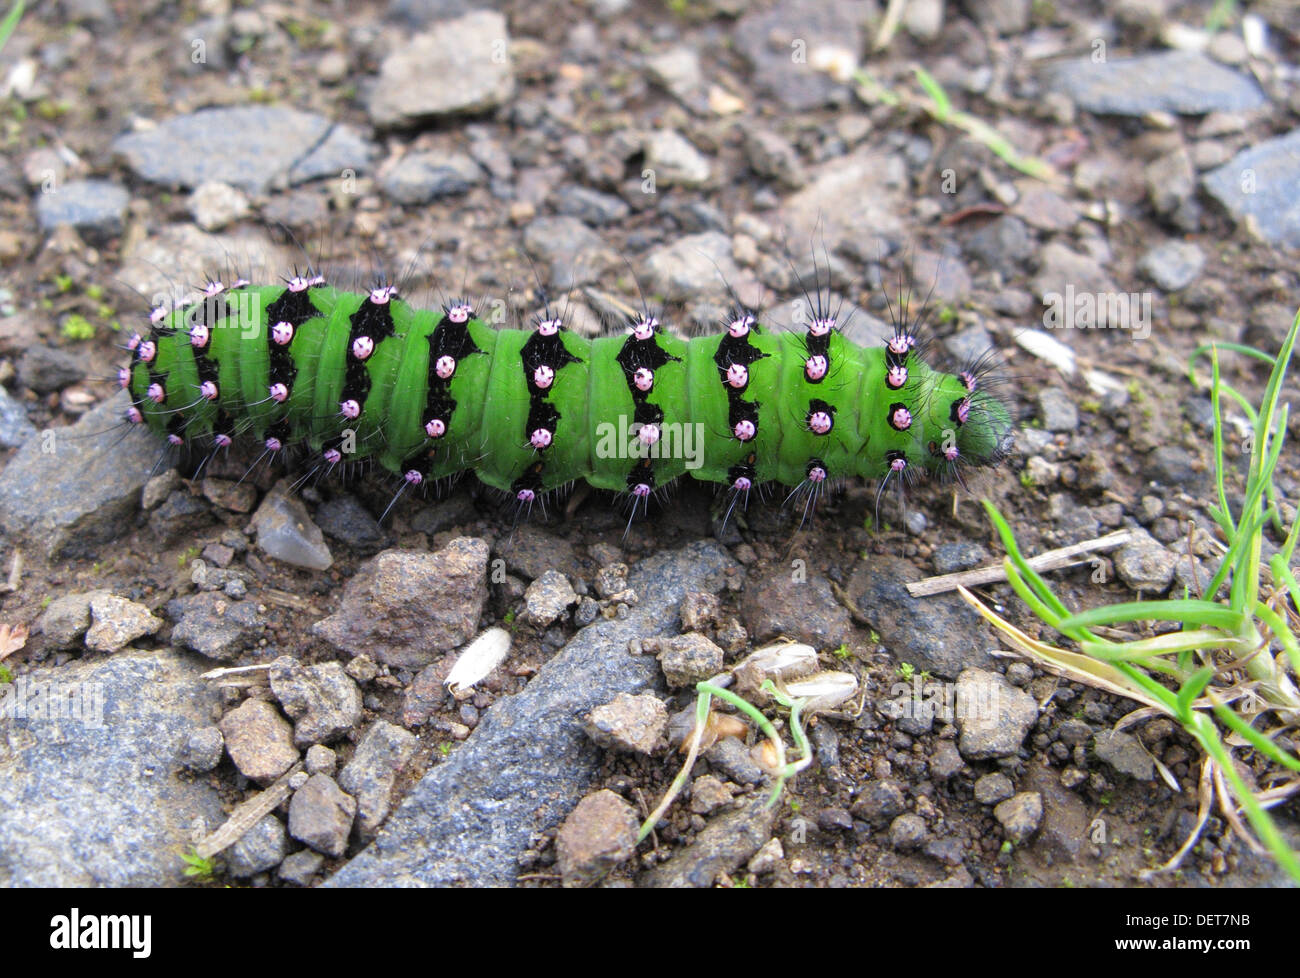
(1058, 600), (1244, 632)
(912, 66), (951, 119)
(0, 0), (23, 52)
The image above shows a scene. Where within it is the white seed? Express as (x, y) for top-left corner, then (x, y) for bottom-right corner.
(445, 627), (511, 698)
(734, 641), (819, 683)
(782, 671), (859, 713)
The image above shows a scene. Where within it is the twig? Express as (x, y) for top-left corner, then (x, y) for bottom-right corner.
(1141, 757), (1213, 881)
(907, 529), (1135, 597)
(195, 762), (303, 860)
(0, 550), (22, 594)
(200, 663), (273, 680)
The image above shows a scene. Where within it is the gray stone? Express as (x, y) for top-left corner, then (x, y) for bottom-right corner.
(642, 231), (738, 302)
(521, 216), (617, 291)
(692, 775), (736, 815)
(704, 735), (765, 785)
(656, 632), (724, 687)
(740, 569), (851, 650)
(849, 555), (996, 679)
(971, 0), (1029, 33)
(778, 148), (905, 253)
(1037, 388), (1078, 433)
(929, 740), (965, 780)
(1044, 51), (1266, 116)
(555, 789), (639, 887)
(496, 524), (585, 582)
(269, 657), (363, 747)
(165, 591), (265, 661)
(0, 392), (159, 558)
(113, 107), (374, 193)
(734, 0), (861, 111)
(35, 590), (108, 648)
(250, 488), (333, 571)
(226, 814), (289, 878)
(889, 813), (928, 851)
(17, 346), (84, 393)
(554, 185), (630, 226)
(1094, 728), (1155, 781)
(965, 215), (1034, 278)
(1203, 128), (1300, 249)
(337, 720), (418, 838)
(640, 798), (776, 887)
(1139, 241), (1205, 292)
(312, 539), (489, 668)
(218, 699), (299, 784)
(645, 46), (704, 106)
(954, 668), (1038, 759)
(326, 541), (737, 887)
(379, 150), (482, 205)
(932, 542), (989, 575)
(188, 180), (249, 231)
(642, 129), (711, 188)
(277, 847), (325, 885)
(994, 792), (1043, 844)
(288, 774), (356, 857)
(0, 385), (35, 449)
(974, 772), (1015, 805)
(1145, 148), (1197, 224)
(584, 692), (668, 755)
(34, 179), (129, 235)
(314, 496), (388, 555)
(523, 570), (578, 628)
(304, 744), (337, 776)
(84, 593), (162, 653)
(0, 650), (225, 885)
(851, 780), (907, 825)
(368, 11), (514, 127)
(181, 726), (224, 773)
(1114, 540), (1177, 594)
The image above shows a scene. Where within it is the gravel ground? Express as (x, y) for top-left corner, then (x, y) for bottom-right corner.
(0, 0), (1298, 888)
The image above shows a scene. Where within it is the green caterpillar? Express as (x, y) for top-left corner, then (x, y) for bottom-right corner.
(121, 270), (1014, 520)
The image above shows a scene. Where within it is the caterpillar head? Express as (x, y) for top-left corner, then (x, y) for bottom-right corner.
(927, 370), (1015, 472)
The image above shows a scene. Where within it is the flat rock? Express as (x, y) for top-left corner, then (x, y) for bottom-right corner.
(1044, 51), (1266, 116)
(269, 657), (363, 747)
(1203, 128), (1300, 249)
(34, 179), (129, 235)
(325, 541), (737, 887)
(733, 0), (861, 111)
(639, 797), (777, 888)
(312, 539), (489, 668)
(0, 392), (159, 558)
(113, 107), (375, 194)
(955, 668), (1038, 759)
(368, 11), (514, 127)
(337, 720), (418, 839)
(288, 774), (356, 857)
(848, 554), (996, 678)
(218, 699), (299, 783)
(166, 591), (265, 661)
(740, 568), (850, 650)
(555, 789), (639, 887)
(778, 148), (906, 254)
(0, 650), (225, 885)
